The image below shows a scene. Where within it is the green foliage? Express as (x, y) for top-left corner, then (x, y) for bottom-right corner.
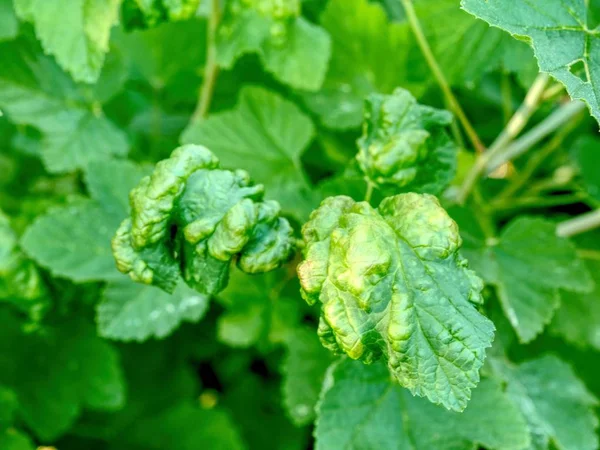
(1, 0), (600, 448)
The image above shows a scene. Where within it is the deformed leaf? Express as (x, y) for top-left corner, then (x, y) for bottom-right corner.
(315, 359), (530, 450)
(112, 144), (295, 296)
(97, 280), (209, 342)
(298, 193), (494, 411)
(357, 88), (456, 195)
(181, 86), (319, 221)
(216, 0), (331, 90)
(462, 0), (600, 124)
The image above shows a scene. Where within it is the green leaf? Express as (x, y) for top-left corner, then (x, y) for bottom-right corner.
(357, 88), (457, 195)
(298, 193), (494, 411)
(0, 0), (19, 41)
(21, 200), (123, 282)
(0, 430), (35, 450)
(181, 86), (318, 221)
(216, 0), (331, 91)
(0, 38), (128, 173)
(97, 279), (209, 342)
(462, 0), (600, 124)
(13, 0), (121, 83)
(0, 312), (125, 441)
(112, 144), (295, 295)
(315, 359), (530, 450)
(572, 136), (600, 202)
(460, 215), (593, 343)
(303, 0), (416, 129)
(490, 355), (598, 450)
(552, 232), (600, 350)
(121, 0), (200, 30)
(0, 386), (18, 428)
(282, 327), (333, 426)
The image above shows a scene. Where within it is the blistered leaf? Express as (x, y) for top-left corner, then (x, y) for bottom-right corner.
(0, 38), (128, 173)
(121, 0), (200, 30)
(462, 0), (600, 124)
(181, 86), (319, 221)
(13, 0), (121, 83)
(490, 355), (599, 450)
(0, 311), (125, 441)
(298, 193), (494, 411)
(458, 215), (593, 343)
(98, 280), (209, 342)
(357, 88), (456, 195)
(315, 359), (530, 450)
(216, 0), (331, 90)
(112, 144), (295, 296)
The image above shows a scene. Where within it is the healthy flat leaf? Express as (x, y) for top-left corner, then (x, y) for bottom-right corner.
(298, 193), (494, 411)
(216, 0), (331, 91)
(0, 385), (18, 428)
(459, 215), (593, 343)
(112, 145), (295, 296)
(490, 355), (598, 450)
(357, 88), (457, 195)
(462, 0), (600, 124)
(0, 38), (128, 173)
(124, 402), (246, 450)
(282, 327), (333, 426)
(181, 86), (319, 221)
(0, 430), (35, 450)
(98, 280), (209, 342)
(552, 232), (600, 349)
(315, 359), (530, 450)
(21, 200), (123, 282)
(572, 136), (600, 201)
(13, 0), (121, 83)
(0, 312), (125, 441)
(0, 0), (18, 41)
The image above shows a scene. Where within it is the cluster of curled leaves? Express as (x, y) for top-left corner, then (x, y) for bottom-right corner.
(2, 0), (600, 449)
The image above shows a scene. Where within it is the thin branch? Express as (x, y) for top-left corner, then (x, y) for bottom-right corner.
(456, 73), (550, 203)
(191, 0), (220, 122)
(486, 100), (586, 173)
(557, 209), (600, 238)
(400, 0), (485, 153)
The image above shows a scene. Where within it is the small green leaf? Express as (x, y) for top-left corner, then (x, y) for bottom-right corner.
(0, 0), (18, 41)
(0, 429), (35, 450)
(121, 0), (200, 30)
(21, 200), (122, 282)
(216, 0), (330, 90)
(14, 0), (121, 83)
(98, 280), (209, 342)
(490, 355), (599, 450)
(462, 0), (600, 124)
(181, 86), (319, 221)
(298, 193), (494, 411)
(315, 359), (530, 450)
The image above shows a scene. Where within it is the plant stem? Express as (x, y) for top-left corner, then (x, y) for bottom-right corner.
(364, 180), (375, 203)
(191, 0), (220, 122)
(456, 73), (549, 203)
(557, 209), (600, 237)
(577, 248), (600, 261)
(501, 72), (513, 124)
(400, 0), (484, 153)
(486, 100), (586, 173)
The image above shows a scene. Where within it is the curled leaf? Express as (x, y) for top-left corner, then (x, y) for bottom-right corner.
(297, 193), (494, 411)
(357, 88), (456, 195)
(112, 144), (295, 295)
